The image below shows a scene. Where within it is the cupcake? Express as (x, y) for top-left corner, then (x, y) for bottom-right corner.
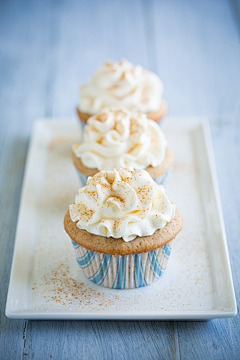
(64, 168), (182, 289)
(72, 108), (174, 187)
(77, 59), (167, 124)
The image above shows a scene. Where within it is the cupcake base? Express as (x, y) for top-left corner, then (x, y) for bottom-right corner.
(71, 240), (173, 289)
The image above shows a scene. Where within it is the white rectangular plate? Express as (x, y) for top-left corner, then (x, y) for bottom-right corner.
(6, 117), (237, 320)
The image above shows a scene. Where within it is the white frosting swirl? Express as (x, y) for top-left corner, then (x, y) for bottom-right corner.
(69, 168), (176, 242)
(79, 59), (164, 114)
(73, 108), (167, 171)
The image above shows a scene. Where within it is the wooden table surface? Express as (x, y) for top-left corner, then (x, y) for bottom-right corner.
(1, 0), (240, 359)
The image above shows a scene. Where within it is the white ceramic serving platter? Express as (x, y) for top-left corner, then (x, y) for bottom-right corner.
(6, 117), (237, 320)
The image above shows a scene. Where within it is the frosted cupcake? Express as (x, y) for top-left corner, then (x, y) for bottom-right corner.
(77, 59), (167, 124)
(73, 108), (174, 186)
(64, 168), (182, 289)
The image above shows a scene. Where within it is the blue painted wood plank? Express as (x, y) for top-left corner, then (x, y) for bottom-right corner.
(0, 0), (54, 358)
(24, 321), (175, 360)
(51, 0), (149, 117)
(151, 0), (240, 120)
(19, 1), (175, 358)
(0, 0), (175, 359)
(1, 0), (240, 359)
(151, 0), (240, 358)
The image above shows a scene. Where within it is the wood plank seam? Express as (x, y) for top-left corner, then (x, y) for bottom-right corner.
(229, 0), (240, 35)
(44, 0), (61, 118)
(175, 323), (181, 360)
(170, 322), (177, 360)
(170, 322), (181, 360)
(21, 320), (28, 360)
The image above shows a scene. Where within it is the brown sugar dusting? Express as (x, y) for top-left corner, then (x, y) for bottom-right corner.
(33, 261), (122, 310)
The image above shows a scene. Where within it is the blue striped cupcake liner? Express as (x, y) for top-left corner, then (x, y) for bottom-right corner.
(76, 166), (173, 188)
(71, 240), (173, 289)
(77, 171), (88, 187)
(80, 121), (86, 134)
(153, 166), (173, 187)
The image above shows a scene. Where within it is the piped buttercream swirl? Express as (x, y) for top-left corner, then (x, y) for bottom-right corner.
(69, 168), (176, 242)
(79, 59), (164, 114)
(73, 108), (167, 171)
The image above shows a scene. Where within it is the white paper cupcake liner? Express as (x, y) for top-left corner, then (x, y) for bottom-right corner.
(71, 240), (173, 289)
